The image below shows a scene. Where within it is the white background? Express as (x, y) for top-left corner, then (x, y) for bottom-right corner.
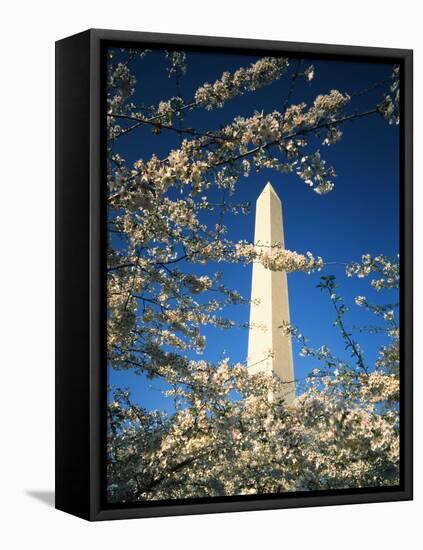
(1, 1), (420, 548)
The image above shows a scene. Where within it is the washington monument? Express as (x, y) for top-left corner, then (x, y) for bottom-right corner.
(247, 182), (295, 405)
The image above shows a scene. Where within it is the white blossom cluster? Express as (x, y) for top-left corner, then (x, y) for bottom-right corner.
(235, 242), (323, 273)
(108, 332), (400, 501)
(346, 254), (399, 291)
(296, 151), (336, 194)
(108, 62), (136, 108)
(165, 50), (187, 79)
(378, 66), (400, 125)
(194, 57), (289, 109)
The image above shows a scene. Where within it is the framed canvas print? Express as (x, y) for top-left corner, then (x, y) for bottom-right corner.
(55, 29), (413, 521)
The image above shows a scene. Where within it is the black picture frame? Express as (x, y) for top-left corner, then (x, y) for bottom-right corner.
(55, 28), (413, 521)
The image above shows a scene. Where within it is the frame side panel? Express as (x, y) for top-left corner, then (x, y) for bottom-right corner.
(55, 31), (91, 520)
(402, 50), (413, 499)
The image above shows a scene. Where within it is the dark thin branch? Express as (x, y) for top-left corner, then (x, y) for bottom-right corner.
(325, 286), (368, 374)
(109, 112), (230, 142)
(109, 101), (198, 140)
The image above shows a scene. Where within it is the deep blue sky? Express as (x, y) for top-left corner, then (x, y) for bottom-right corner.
(108, 48), (399, 412)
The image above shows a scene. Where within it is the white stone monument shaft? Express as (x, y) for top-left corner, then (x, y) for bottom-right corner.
(247, 182), (295, 404)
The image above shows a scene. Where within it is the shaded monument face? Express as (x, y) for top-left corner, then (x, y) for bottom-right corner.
(247, 182), (295, 404)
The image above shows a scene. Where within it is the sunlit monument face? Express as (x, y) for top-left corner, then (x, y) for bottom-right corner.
(247, 183), (295, 405)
